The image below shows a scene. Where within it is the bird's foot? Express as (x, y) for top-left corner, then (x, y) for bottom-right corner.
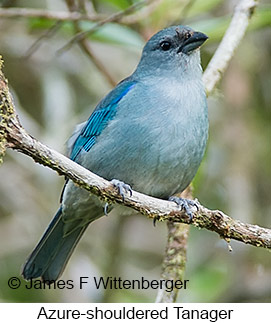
(153, 215), (161, 227)
(111, 179), (132, 202)
(104, 203), (109, 216)
(169, 196), (199, 222)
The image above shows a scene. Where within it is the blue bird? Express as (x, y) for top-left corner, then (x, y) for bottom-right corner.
(22, 26), (208, 282)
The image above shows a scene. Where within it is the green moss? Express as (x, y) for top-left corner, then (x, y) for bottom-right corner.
(0, 64), (15, 166)
(0, 105), (7, 166)
(0, 132), (6, 165)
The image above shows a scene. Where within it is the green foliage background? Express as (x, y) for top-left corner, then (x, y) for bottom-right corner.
(0, 0), (270, 302)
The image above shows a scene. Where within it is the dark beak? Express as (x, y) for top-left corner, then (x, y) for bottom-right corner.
(178, 31), (208, 54)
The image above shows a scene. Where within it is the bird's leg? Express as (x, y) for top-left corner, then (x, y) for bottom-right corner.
(169, 196), (199, 222)
(111, 179), (132, 202)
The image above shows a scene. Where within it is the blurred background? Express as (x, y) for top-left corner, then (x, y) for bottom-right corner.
(0, 0), (270, 302)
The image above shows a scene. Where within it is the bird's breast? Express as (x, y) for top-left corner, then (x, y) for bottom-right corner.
(81, 78), (208, 198)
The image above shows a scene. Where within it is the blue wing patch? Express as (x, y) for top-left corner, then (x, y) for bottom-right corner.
(70, 80), (136, 161)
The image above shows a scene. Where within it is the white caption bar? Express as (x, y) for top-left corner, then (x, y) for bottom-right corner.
(0, 303), (268, 322)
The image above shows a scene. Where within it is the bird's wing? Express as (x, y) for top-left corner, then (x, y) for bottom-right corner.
(69, 79), (137, 161)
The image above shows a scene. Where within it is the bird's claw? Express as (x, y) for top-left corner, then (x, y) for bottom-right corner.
(169, 196), (199, 222)
(153, 216), (160, 227)
(111, 179), (132, 202)
(104, 203), (109, 216)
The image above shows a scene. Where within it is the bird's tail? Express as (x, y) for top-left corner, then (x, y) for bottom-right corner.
(22, 207), (87, 282)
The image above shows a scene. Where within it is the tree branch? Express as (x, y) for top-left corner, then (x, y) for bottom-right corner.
(0, 57), (270, 250)
(23, 21), (63, 59)
(155, 187), (192, 303)
(64, 0), (117, 87)
(57, 0), (153, 55)
(0, 1), (155, 58)
(0, 1), (156, 24)
(203, 0), (259, 95)
(0, 7), (105, 22)
(120, 0), (163, 24)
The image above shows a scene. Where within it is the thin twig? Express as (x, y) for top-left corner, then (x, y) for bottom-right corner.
(180, 0), (197, 23)
(121, 0), (163, 24)
(23, 21), (63, 59)
(65, 0), (116, 87)
(75, 33), (117, 87)
(0, 7), (107, 22)
(0, 1), (160, 26)
(0, 1), (154, 59)
(203, 0), (259, 95)
(57, 0), (152, 55)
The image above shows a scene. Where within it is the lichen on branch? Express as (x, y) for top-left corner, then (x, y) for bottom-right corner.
(0, 61), (270, 250)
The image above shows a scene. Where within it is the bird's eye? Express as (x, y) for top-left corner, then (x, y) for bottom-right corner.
(160, 41), (171, 51)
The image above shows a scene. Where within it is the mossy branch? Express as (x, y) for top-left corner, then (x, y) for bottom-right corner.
(0, 59), (270, 250)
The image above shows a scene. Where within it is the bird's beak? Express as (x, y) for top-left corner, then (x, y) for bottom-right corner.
(178, 31), (208, 54)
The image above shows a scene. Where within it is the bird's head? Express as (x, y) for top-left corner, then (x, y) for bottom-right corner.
(136, 26), (208, 79)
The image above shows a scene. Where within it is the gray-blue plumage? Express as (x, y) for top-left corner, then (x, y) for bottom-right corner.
(22, 25), (208, 282)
